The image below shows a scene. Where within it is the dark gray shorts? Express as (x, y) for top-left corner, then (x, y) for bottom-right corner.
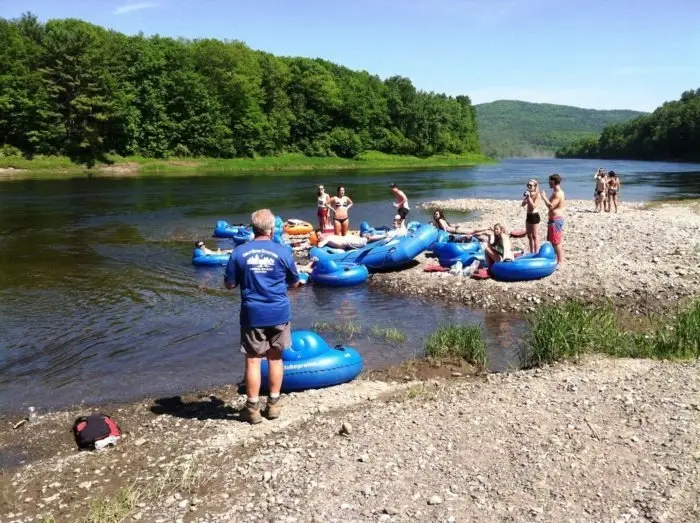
(240, 322), (291, 356)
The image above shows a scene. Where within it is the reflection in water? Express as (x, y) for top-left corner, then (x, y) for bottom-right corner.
(0, 158), (698, 414)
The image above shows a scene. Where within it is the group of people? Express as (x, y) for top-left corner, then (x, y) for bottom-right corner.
(594, 168), (621, 213)
(316, 183), (409, 236)
(430, 173), (566, 266)
(222, 175), (567, 424)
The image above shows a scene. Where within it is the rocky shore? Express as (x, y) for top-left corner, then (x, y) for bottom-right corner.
(371, 199), (700, 314)
(1, 357), (698, 522)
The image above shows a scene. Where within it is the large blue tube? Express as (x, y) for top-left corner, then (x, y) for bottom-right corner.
(311, 260), (369, 287)
(490, 242), (557, 282)
(260, 331), (364, 392)
(310, 223), (438, 272)
(192, 248), (231, 267)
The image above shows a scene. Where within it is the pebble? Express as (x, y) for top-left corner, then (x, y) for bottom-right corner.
(339, 422), (353, 436)
(428, 495), (443, 505)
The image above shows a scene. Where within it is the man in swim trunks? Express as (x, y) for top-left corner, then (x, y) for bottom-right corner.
(541, 173), (566, 264)
(390, 183), (409, 224)
(316, 231), (368, 250)
(594, 169), (607, 212)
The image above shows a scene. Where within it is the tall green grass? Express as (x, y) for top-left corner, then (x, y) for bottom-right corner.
(523, 299), (700, 367)
(424, 324), (487, 368)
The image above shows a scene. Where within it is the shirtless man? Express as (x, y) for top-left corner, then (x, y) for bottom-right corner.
(316, 231), (368, 250)
(390, 183), (409, 224)
(594, 169), (607, 212)
(540, 173), (566, 264)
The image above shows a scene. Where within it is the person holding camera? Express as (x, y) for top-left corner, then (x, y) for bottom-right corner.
(521, 179), (541, 253)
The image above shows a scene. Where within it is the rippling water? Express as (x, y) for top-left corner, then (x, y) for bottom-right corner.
(1, 158), (698, 413)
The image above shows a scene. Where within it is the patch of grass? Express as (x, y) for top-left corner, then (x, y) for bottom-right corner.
(1, 151), (493, 179)
(311, 320), (362, 340)
(40, 516), (57, 523)
(424, 324), (487, 368)
(522, 301), (620, 367)
(154, 457), (213, 496)
(523, 299), (700, 367)
(368, 325), (407, 343)
(82, 485), (142, 523)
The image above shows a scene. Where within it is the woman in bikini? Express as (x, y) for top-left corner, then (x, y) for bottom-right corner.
(607, 171), (621, 213)
(432, 209), (461, 234)
(316, 185), (331, 232)
(484, 223), (514, 268)
(328, 185), (353, 236)
(521, 179), (541, 253)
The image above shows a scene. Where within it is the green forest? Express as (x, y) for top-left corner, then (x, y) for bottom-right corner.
(0, 13), (481, 167)
(476, 100), (645, 158)
(556, 89), (700, 162)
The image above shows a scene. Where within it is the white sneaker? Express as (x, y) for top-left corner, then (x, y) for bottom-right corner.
(462, 259), (481, 276)
(449, 261), (463, 275)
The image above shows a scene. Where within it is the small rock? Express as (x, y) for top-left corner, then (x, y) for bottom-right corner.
(339, 422), (352, 436)
(358, 454), (369, 463)
(134, 438), (148, 447)
(263, 471), (272, 482)
(428, 495), (442, 505)
(178, 499), (189, 509)
(384, 507), (399, 515)
(451, 371), (462, 377)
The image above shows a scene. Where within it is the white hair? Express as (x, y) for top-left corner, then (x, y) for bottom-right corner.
(251, 209), (275, 236)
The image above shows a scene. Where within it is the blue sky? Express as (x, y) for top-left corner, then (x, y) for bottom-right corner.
(2, 0), (698, 111)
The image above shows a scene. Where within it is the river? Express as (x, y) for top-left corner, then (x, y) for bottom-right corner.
(1, 158), (698, 414)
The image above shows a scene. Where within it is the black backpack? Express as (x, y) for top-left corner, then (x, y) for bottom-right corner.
(72, 413), (121, 450)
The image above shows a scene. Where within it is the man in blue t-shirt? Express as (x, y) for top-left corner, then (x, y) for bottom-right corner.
(225, 209), (300, 424)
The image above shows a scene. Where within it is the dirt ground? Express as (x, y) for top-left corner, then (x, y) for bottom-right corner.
(1, 357), (698, 522)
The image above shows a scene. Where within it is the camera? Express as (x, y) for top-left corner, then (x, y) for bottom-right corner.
(523, 191), (529, 198)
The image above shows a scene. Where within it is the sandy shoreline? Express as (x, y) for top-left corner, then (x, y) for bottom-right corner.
(1, 357), (698, 522)
(371, 199), (700, 313)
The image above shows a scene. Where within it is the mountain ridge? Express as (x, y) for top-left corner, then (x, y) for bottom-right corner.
(475, 100), (647, 158)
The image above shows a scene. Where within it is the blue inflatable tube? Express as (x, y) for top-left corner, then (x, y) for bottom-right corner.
(311, 223), (438, 272)
(432, 237), (483, 267)
(311, 260), (369, 287)
(490, 242), (557, 282)
(260, 331), (364, 392)
(192, 248), (231, 267)
(213, 220), (254, 245)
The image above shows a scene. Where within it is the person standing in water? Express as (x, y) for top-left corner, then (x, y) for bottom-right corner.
(329, 185), (353, 236)
(541, 173), (566, 265)
(390, 183), (409, 224)
(316, 185), (332, 233)
(521, 179), (541, 253)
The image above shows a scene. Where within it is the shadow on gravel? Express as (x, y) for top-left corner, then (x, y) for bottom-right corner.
(150, 395), (241, 421)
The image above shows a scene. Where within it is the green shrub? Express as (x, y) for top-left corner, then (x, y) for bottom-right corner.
(424, 324), (487, 367)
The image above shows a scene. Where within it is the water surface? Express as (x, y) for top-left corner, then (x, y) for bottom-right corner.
(1, 158), (698, 413)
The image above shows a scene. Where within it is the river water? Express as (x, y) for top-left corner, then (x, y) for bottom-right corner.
(1, 158), (698, 413)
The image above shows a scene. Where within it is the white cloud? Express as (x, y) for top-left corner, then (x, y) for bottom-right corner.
(113, 2), (160, 15)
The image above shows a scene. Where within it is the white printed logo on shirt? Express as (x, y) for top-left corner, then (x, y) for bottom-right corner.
(243, 249), (279, 273)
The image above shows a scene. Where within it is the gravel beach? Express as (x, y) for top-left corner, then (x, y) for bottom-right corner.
(371, 199), (700, 313)
(2, 358), (698, 522)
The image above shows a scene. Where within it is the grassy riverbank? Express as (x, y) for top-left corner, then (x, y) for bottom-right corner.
(0, 151), (493, 179)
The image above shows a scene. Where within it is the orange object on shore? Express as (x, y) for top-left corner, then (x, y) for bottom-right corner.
(284, 220), (313, 235)
(309, 230), (319, 246)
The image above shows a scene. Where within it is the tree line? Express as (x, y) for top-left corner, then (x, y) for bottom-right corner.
(556, 89), (700, 162)
(0, 13), (480, 166)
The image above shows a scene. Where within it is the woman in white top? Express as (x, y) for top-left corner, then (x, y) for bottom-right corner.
(316, 185), (331, 232)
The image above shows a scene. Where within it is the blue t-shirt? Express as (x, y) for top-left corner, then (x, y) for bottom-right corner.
(224, 240), (299, 328)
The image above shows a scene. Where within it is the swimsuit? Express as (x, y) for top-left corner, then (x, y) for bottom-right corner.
(526, 212), (541, 225)
(547, 216), (565, 246)
(333, 197), (349, 223)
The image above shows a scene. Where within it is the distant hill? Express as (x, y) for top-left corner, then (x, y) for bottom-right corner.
(475, 100), (646, 158)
